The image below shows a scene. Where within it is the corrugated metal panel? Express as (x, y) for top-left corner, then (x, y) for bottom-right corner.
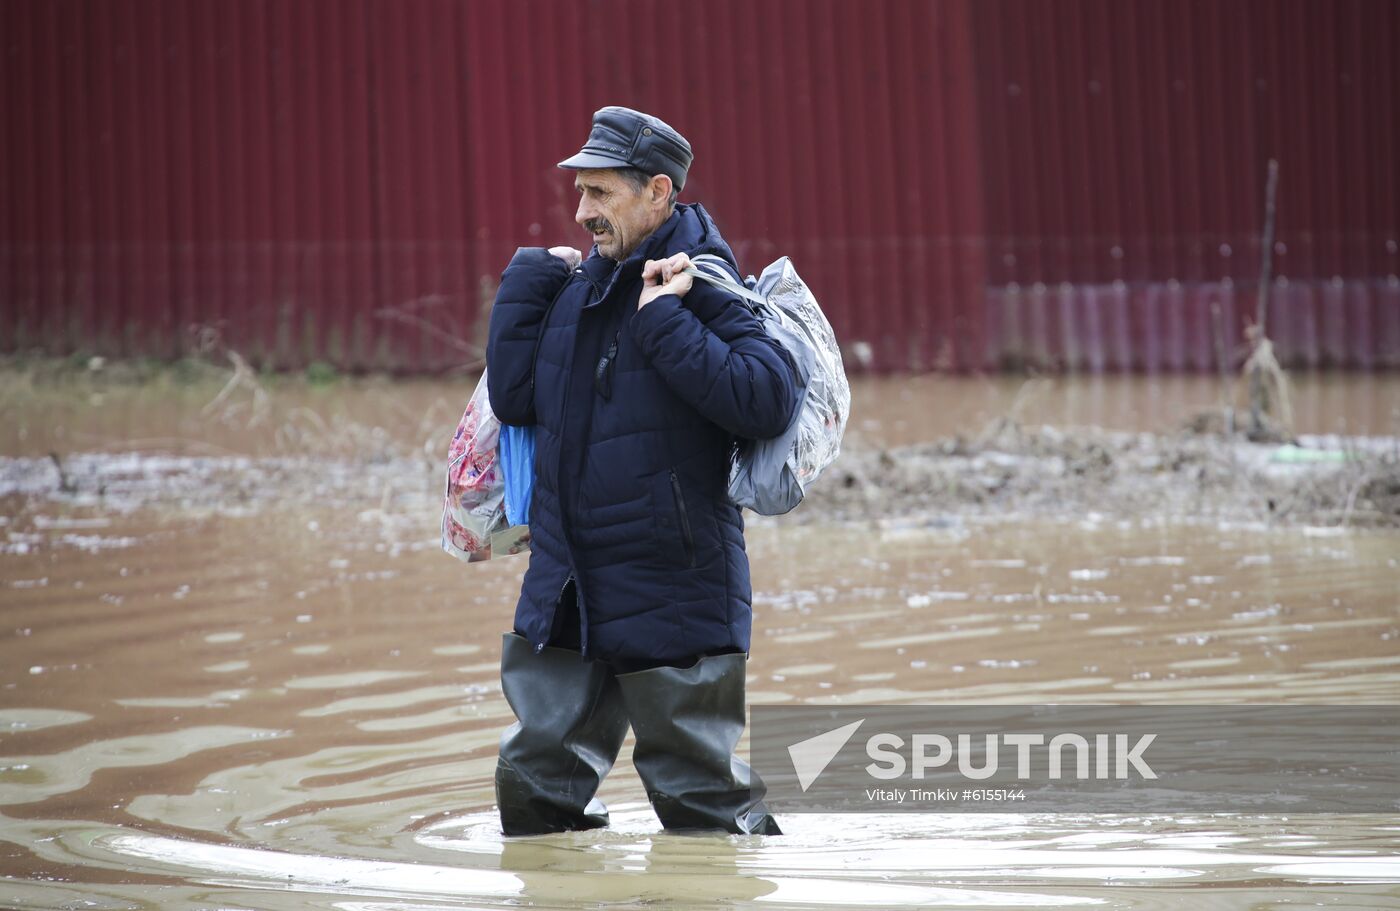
(1, 0), (1396, 373)
(0, 0), (989, 372)
(973, 0), (1400, 371)
(985, 277), (1400, 372)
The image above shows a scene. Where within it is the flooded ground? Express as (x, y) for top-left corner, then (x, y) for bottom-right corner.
(2, 365), (1399, 908)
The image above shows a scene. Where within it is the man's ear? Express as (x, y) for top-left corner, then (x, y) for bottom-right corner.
(649, 173), (674, 206)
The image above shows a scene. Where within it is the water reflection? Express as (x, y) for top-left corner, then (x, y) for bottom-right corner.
(8, 809), (1399, 910)
(1, 485), (1398, 907)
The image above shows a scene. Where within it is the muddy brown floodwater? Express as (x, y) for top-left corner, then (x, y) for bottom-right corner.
(2, 369), (1399, 909)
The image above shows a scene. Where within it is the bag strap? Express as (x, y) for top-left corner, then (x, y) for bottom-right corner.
(682, 255), (767, 308)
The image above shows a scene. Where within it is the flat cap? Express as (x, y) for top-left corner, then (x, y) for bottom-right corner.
(558, 106), (693, 192)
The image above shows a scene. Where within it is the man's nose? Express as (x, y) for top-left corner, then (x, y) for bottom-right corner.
(575, 197), (594, 226)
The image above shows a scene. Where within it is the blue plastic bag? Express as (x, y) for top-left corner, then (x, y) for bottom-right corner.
(499, 423), (535, 527)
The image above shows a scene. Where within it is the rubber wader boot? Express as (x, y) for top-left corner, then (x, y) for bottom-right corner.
(615, 652), (783, 835)
(495, 632), (629, 836)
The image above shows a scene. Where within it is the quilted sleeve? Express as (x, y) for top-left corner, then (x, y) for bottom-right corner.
(485, 248), (571, 426)
(628, 277), (800, 440)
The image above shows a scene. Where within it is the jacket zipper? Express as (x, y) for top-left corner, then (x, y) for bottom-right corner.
(536, 572), (581, 655)
(669, 470), (695, 567)
(568, 267), (605, 656)
(546, 269), (586, 656)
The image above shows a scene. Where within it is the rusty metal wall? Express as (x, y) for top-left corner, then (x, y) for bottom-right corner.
(2, 1), (1396, 373)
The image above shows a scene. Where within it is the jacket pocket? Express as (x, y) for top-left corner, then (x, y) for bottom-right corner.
(651, 468), (696, 568)
(669, 469), (696, 568)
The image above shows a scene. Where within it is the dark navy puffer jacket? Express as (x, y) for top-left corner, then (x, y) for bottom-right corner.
(486, 203), (799, 665)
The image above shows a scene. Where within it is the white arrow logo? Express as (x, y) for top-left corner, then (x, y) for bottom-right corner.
(788, 719), (865, 792)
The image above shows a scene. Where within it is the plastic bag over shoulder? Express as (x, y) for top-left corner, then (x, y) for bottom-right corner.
(688, 254), (850, 515)
(753, 256), (849, 500)
(441, 369), (531, 563)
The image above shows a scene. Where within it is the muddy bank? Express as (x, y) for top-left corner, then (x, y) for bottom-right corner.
(3, 360), (1397, 529)
(2, 424), (1397, 535)
(803, 422), (1400, 529)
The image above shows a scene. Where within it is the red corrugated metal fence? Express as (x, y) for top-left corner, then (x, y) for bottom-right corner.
(2, 0), (1396, 372)
(972, 0), (1400, 371)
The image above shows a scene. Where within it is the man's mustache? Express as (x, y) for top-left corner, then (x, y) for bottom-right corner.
(583, 218), (613, 235)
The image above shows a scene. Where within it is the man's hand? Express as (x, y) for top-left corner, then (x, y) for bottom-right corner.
(548, 246), (582, 270)
(639, 253), (694, 310)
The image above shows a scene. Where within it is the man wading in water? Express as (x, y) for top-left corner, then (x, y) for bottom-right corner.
(485, 106), (798, 835)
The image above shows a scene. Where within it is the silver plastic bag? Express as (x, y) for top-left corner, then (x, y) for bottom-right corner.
(689, 255), (850, 515)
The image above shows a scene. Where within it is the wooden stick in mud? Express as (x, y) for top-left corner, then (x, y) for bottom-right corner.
(1247, 159), (1284, 439)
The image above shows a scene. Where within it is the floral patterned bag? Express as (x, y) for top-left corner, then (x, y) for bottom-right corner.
(441, 369), (531, 563)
